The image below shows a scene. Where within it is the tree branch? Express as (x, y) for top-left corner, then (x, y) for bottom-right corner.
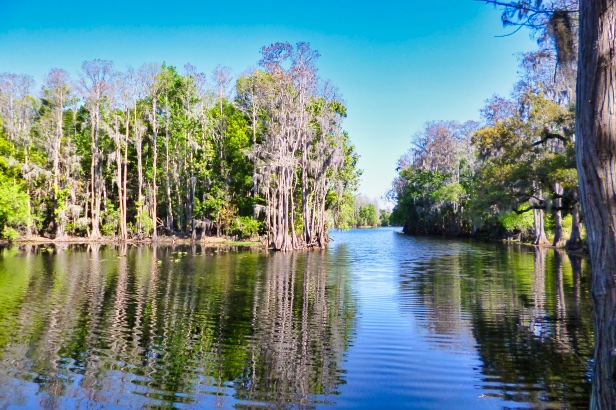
(532, 130), (569, 146)
(476, 0), (578, 14)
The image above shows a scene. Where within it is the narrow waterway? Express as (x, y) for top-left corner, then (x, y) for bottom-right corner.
(0, 228), (592, 408)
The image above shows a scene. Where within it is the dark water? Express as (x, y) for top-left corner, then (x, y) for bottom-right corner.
(0, 228), (592, 409)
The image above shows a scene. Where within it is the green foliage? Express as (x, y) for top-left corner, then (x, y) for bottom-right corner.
(54, 188), (71, 214)
(431, 183), (466, 205)
(230, 216), (261, 238)
(328, 190), (355, 230)
(0, 178), (29, 239)
(0, 135), (20, 180)
(390, 165), (465, 235)
(499, 211), (534, 236)
(357, 203), (378, 227)
(136, 209), (154, 236)
(327, 133), (362, 230)
(379, 209), (391, 227)
(1, 227), (19, 241)
(101, 203), (120, 236)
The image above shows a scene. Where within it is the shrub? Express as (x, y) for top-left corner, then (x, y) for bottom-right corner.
(230, 216), (261, 238)
(0, 178), (29, 239)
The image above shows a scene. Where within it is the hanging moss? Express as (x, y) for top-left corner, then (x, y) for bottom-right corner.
(548, 10), (575, 67)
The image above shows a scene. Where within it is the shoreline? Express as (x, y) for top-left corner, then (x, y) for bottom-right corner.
(0, 235), (265, 248)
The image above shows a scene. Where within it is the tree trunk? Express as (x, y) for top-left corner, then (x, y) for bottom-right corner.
(566, 197), (583, 250)
(122, 112), (129, 240)
(188, 143), (196, 240)
(576, 1), (616, 408)
(533, 207), (550, 245)
(90, 109), (101, 239)
(552, 183), (566, 247)
(53, 106), (65, 239)
(136, 137), (144, 235)
(115, 119), (126, 240)
(165, 121), (173, 232)
(152, 98), (158, 241)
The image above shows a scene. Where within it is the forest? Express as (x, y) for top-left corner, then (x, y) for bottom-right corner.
(389, 1), (581, 249)
(0, 42), (363, 250)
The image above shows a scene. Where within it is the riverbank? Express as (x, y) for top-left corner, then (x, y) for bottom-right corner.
(0, 234), (265, 248)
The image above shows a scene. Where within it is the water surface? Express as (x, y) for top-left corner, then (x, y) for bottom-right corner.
(0, 228), (592, 408)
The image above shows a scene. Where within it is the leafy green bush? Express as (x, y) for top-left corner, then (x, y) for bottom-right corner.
(499, 210), (534, 238)
(0, 178), (29, 240)
(136, 211), (154, 235)
(1, 227), (19, 241)
(230, 216), (261, 238)
(101, 203), (120, 236)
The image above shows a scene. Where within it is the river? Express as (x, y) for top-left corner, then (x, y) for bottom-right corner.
(0, 227), (593, 409)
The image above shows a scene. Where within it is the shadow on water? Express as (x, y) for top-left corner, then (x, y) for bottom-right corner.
(398, 238), (593, 409)
(0, 243), (357, 408)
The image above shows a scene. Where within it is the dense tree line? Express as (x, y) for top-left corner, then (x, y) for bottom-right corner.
(0, 42), (360, 250)
(390, 4), (579, 248)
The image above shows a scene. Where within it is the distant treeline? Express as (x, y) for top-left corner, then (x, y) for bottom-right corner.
(0, 42), (361, 250)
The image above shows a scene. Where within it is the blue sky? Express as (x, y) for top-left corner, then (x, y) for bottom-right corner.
(0, 0), (536, 203)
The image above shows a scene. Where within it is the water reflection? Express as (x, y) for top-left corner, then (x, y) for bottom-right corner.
(237, 252), (353, 406)
(399, 244), (593, 408)
(0, 244), (356, 408)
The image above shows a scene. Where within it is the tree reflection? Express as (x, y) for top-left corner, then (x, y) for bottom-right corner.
(236, 251), (355, 406)
(0, 245), (357, 408)
(400, 245), (593, 408)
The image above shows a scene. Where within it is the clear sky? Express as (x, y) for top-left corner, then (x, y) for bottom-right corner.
(0, 0), (536, 203)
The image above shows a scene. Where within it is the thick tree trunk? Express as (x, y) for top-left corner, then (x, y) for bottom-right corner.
(533, 208), (550, 246)
(576, 1), (616, 408)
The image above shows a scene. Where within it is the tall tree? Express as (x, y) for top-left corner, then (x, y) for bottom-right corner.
(112, 69), (137, 240)
(79, 59), (115, 239)
(183, 63), (211, 239)
(575, 1), (616, 407)
(139, 63), (163, 240)
(249, 42), (347, 250)
(482, 0), (616, 406)
(40, 69), (73, 238)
